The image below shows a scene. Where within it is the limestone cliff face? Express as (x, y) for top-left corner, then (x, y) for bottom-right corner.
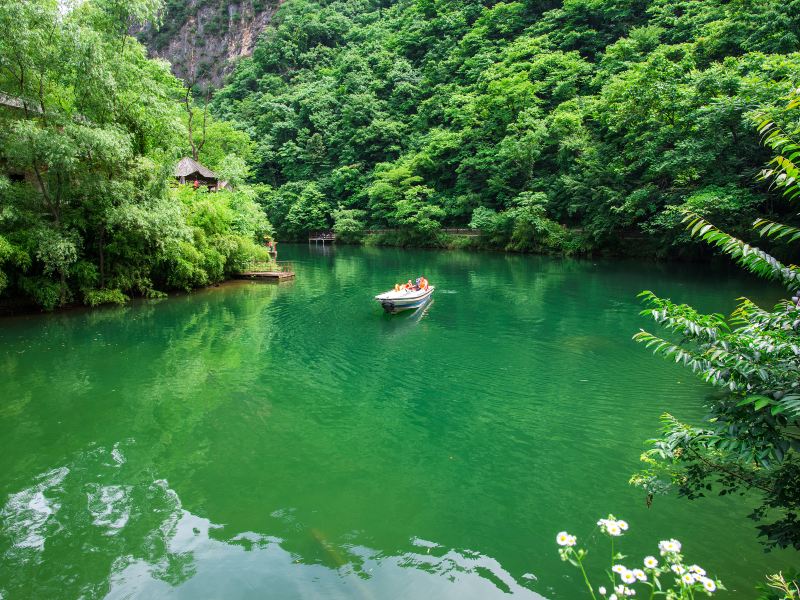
(138, 0), (282, 89)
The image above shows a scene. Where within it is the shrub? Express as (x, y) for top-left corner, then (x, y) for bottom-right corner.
(83, 288), (129, 307)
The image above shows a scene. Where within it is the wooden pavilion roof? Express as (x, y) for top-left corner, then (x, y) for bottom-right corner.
(174, 157), (217, 179)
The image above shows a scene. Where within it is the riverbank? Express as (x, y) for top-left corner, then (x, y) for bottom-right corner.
(0, 236), (780, 317)
(298, 226), (720, 259)
(359, 229), (653, 256)
(0, 278), (291, 318)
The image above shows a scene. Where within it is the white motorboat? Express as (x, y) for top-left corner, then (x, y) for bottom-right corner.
(375, 286), (435, 313)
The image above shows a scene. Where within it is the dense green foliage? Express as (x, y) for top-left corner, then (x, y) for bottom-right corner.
(0, 0), (270, 310)
(633, 93), (800, 551)
(212, 0), (800, 250)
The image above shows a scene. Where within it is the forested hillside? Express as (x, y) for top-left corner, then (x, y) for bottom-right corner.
(212, 0), (800, 253)
(0, 1), (271, 311)
(3, 0), (800, 310)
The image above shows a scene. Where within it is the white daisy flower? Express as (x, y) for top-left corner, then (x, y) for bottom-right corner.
(702, 578), (717, 593)
(643, 556), (658, 569)
(671, 564), (686, 575)
(682, 573), (696, 585)
(632, 569), (647, 582)
(599, 586), (607, 595)
(609, 595), (618, 600)
(658, 539), (681, 554)
(689, 565), (706, 576)
(598, 516), (626, 536)
(612, 564), (627, 574)
(621, 570), (636, 584)
(556, 531), (576, 547)
(615, 585), (636, 597)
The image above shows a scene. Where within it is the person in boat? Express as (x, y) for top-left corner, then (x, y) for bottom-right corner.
(405, 280), (414, 290)
(394, 283), (402, 292)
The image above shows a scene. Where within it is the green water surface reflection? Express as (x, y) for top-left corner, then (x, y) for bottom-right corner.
(0, 245), (795, 599)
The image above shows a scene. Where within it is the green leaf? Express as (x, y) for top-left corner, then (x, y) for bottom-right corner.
(753, 397), (772, 411)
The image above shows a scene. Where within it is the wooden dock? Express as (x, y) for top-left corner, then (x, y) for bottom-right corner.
(309, 231), (336, 244)
(236, 260), (295, 281)
(236, 270), (295, 280)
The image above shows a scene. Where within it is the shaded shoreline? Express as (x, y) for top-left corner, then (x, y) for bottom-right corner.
(0, 241), (784, 318)
(0, 279), (288, 319)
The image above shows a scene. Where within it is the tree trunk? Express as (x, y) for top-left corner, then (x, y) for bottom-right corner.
(59, 270), (67, 306)
(99, 226), (106, 288)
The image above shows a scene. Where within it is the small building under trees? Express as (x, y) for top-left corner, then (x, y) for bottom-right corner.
(174, 157), (222, 191)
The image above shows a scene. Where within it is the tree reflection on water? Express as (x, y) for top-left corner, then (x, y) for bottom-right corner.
(1, 443), (544, 599)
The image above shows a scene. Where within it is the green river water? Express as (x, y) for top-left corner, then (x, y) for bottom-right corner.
(0, 245), (796, 599)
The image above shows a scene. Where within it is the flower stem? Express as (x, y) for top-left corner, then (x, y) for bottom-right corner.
(607, 538), (616, 587)
(576, 555), (597, 600)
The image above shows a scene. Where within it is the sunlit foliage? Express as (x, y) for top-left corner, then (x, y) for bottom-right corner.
(213, 0), (800, 250)
(0, 0), (269, 309)
(633, 92), (800, 551)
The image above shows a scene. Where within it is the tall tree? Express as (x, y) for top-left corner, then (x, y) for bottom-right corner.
(0, 0), (270, 309)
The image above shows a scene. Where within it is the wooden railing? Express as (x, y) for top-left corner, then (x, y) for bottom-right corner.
(309, 231), (336, 241)
(442, 228), (482, 236)
(306, 228), (484, 241)
(363, 228), (483, 236)
(304, 227), (651, 243)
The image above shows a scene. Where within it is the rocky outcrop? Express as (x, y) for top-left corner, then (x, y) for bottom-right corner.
(138, 0), (282, 89)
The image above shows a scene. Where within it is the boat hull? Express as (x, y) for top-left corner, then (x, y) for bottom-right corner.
(375, 286), (435, 313)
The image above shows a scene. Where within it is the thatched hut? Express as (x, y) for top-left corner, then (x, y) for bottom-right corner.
(174, 157), (220, 191)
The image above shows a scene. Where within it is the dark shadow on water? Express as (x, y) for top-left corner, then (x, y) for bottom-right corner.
(377, 298), (434, 338)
